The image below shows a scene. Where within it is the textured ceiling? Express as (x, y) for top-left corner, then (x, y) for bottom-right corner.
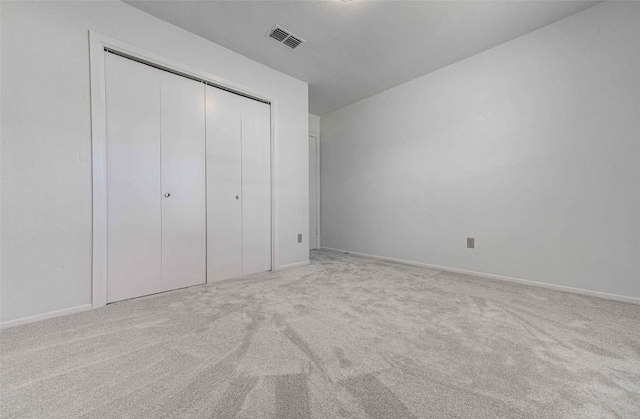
(125, 0), (600, 115)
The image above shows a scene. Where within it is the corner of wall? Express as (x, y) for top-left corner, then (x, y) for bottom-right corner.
(309, 114), (320, 138)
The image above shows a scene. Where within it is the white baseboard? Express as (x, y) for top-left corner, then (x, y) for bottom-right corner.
(276, 260), (311, 270)
(0, 304), (93, 330)
(3, 250), (635, 330)
(1, 261), (310, 329)
(320, 247), (640, 305)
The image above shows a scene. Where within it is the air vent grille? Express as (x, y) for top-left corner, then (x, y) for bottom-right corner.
(283, 35), (303, 49)
(269, 27), (289, 42)
(266, 25), (306, 50)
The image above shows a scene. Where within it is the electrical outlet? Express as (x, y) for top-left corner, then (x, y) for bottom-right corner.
(467, 237), (475, 249)
(298, 233), (303, 243)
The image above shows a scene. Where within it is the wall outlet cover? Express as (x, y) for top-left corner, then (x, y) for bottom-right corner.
(298, 233), (303, 243)
(467, 237), (475, 249)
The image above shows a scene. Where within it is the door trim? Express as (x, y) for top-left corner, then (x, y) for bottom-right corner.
(89, 31), (278, 308)
(309, 135), (321, 250)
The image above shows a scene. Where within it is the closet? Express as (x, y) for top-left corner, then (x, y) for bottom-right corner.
(105, 52), (271, 303)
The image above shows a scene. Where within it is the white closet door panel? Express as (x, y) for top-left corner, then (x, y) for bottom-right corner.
(241, 98), (272, 275)
(160, 72), (206, 291)
(309, 136), (318, 250)
(105, 54), (162, 303)
(206, 86), (243, 282)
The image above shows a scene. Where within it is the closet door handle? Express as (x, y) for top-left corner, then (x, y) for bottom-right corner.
(164, 193), (171, 198)
(235, 195), (240, 200)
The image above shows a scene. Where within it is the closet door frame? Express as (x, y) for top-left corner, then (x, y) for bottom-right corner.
(89, 31), (277, 308)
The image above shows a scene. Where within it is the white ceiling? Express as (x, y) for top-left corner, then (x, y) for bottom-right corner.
(125, 0), (600, 115)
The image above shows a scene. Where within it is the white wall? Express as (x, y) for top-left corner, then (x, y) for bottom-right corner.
(309, 114), (320, 138)
(1, 1), (308, 323)
(321, 2), (640, 300)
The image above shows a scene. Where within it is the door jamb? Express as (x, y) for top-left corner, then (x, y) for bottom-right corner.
(309, 135), (321, 250)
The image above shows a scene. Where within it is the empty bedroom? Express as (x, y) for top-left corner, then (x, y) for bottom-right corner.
(1, 0), (639, 418)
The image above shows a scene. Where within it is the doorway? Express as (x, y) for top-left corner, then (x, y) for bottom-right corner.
(309, 135), (319, 250)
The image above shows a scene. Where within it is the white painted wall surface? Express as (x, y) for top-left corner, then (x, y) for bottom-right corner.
(309, 114), (320, 138)
(0, 1), (308, 323)
(321, 2), (640, 299)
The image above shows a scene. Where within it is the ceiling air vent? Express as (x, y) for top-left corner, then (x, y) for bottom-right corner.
(266, 25), (306, 50)
(283, 35), (303, 49)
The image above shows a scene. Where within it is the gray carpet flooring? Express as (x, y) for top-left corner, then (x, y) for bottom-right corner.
(1, 249), (639, 418)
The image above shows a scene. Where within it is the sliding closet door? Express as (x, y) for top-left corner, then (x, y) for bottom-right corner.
(105, 53), (162, 303)
(241, 98), (272, 275)
(160, 72), (206, 290)
(206, 86), (243, 282)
